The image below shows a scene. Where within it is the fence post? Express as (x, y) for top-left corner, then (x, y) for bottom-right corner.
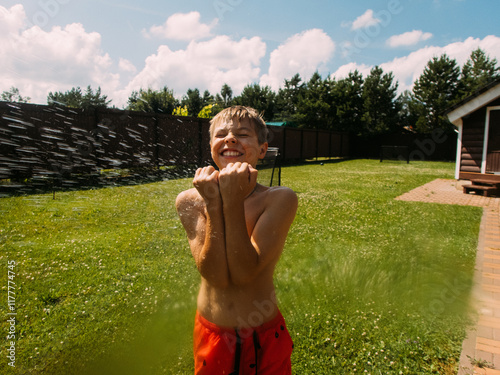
(282, 127), (287, 162)
(154, 115), (159, 170)
(315, 130), (319, 160)
(300, 128), (304, 160)
(198, 119), (203, 167)
(327, 131), (331, 159)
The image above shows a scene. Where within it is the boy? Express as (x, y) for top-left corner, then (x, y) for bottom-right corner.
(175, 106), (298, 374)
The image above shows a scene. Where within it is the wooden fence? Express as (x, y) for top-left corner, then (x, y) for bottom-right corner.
(352, 130), (457, 162)
(0, 102), (350, 181)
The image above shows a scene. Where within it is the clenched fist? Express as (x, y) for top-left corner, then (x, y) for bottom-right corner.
(218, 162), (258, 204)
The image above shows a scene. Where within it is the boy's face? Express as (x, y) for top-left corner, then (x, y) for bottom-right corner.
(210, 117), (268, 169)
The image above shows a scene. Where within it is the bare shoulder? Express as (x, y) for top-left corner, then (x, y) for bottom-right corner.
(175, 188), (204, 216)
(266, 186), (297, 202)
(263, 186), (298, 215)
(175, 188), (206, 241)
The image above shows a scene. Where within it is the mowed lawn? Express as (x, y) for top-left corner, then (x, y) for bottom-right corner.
(0, 160), (482, 374)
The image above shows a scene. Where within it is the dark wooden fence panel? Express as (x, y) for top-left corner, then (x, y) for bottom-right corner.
(318, 131), (331, 157)
(352, 131), (457, 161)
(95, 110), (157, 170)
(283, 128), (302, 160)
(44, 107), (97, 175)
(0, 102), (350, 181)
(341, 133), (350, 157)
(267, 126), (285, 154)
(0, 103), (98, 179)
(331, 133), (343, 157)
(158, 116), (200, 166)
(200, 121), (212, 166)
(0, 103), (43, 179)
(302, 130), (317, 159)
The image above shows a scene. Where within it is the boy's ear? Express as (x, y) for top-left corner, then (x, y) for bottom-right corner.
(258, 142), (269, 159)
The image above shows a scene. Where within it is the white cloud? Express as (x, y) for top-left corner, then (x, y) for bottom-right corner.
(351, 9), (380, 30)
(387, 30), (433, 48)
(3, 3), (500, 112)
(333, 35), (500, 94)
(118, 58), (137, 73)
(0, 3), (25, 37)
(118, 35), (266, 104)
(331, 62), (372, 80)
(260, 29), (335, 91)
(0, 4), (120, 105)
(143, 12), (217, 41)
(383, 35), (500, 92)
(0, 4), (266, 108)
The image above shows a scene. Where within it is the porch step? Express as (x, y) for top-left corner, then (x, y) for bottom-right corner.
(464, 179), (500, 197)
(472, 179), (500, 186)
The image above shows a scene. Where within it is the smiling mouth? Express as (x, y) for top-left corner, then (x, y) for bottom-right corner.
(221, 150), (243, 157)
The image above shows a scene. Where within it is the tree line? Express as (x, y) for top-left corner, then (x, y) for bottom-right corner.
(2, 48), (499, 137)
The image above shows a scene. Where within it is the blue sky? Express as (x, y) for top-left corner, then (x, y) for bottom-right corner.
(2, 0), (500, 107)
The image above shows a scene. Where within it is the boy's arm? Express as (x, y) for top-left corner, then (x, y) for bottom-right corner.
(219, 164), (297, 285)
(176, 168), (230, 288)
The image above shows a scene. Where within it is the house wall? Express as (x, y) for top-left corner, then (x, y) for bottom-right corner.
(460, 107), (487, 173)
(460, 97), (500, 176)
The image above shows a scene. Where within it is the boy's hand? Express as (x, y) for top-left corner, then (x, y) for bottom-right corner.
(219, 162), (258, 203)
(193, 166), (221, 205)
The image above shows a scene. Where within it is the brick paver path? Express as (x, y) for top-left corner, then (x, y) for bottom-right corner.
(396, 178), (500, 209)
(396, 179), (500, 375)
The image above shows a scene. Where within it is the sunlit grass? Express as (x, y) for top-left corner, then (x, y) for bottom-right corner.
(0, 160), (481, 374)
(279, 160), (480, 374)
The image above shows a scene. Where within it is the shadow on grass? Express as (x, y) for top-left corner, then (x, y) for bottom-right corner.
(0, 165), (198, 198)
(1, 158), (353, 198)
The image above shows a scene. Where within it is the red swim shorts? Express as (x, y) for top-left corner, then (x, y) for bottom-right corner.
(193, 310), (293, 374)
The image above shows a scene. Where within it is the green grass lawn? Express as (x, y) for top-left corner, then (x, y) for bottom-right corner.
(0, 160), (482, 374)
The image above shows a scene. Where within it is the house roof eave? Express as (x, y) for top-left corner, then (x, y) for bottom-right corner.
(447, 79), (500, 126)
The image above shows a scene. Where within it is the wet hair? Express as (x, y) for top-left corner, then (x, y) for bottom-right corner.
(209, 106), (269, 145)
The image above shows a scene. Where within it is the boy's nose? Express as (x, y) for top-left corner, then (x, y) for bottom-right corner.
(225, 134), (237, 144)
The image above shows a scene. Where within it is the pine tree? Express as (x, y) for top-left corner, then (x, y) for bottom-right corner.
(1, 87), (30, 103)
(201, 90), (214, 108)
(295, 72), (331, 129)
(396, 90), (420, 131)
(412, 54), (460, 133)
(361, 66), (400, 135)
(232, 84), (276, 121)
(220, 84), (233, 107)
(331, 71), (365, 134)
(181, 88), (203, 117)
(275, 74), (305, 124)
(48, 86), (111, 109)
(460, 48), (500, 98)
(127, 87), (178, 114)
